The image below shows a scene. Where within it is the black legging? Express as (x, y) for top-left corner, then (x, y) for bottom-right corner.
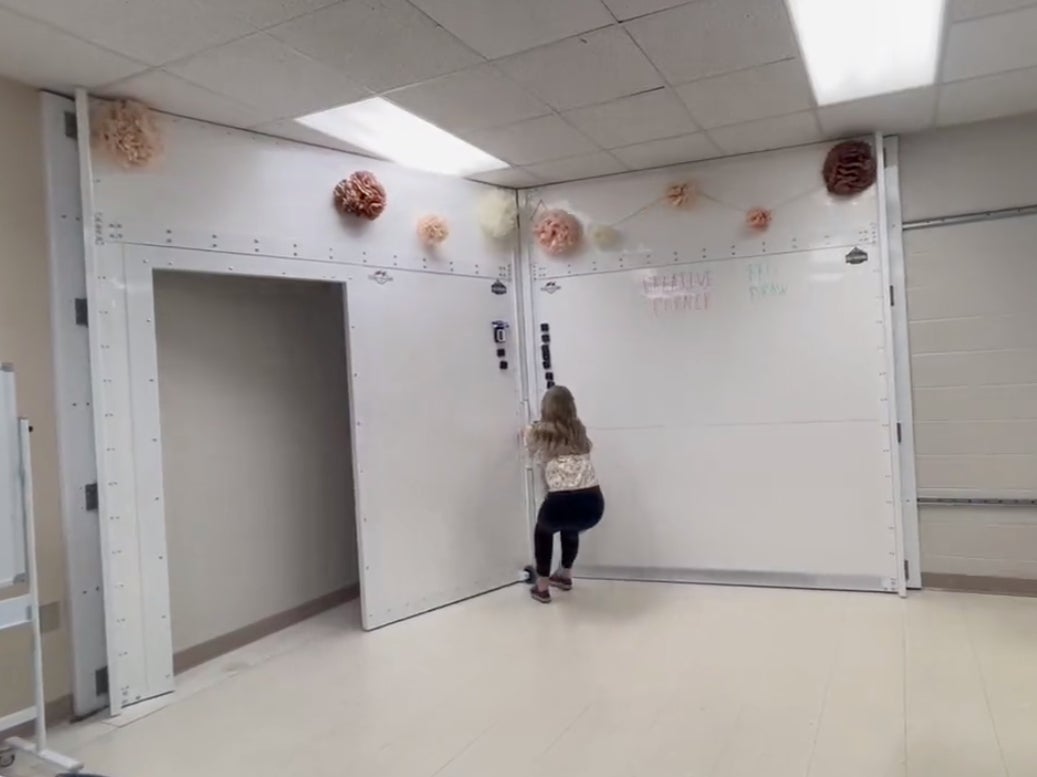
(534, 487), (604, 577)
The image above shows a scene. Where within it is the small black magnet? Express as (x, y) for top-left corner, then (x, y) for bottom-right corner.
(540, 323), (550, 333)
(545, 372), (554, 381)
(541, 333), (551, 343)
(499, 360), (508, 370)
(496, 348), (506, 357)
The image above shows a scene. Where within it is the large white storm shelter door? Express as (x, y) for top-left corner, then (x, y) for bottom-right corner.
(97, 244), (528, 708)
(532, 244), (901, 591)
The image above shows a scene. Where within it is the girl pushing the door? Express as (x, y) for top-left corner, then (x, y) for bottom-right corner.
(525, 386), (605, 604)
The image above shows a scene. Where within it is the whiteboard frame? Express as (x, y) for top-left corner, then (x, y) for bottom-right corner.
(0, 365), (26, 590)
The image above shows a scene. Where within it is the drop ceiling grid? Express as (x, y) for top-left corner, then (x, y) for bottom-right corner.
(2, 0), (1037, 179)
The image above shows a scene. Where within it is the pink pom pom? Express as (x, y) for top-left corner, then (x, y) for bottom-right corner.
(417, 215), (449, 246)
(746, 207), (772, 231)
(534, 209), (582, 256)
(334, 171), (387, 220)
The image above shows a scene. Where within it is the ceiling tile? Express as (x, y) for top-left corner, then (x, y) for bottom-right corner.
(950, 0), (1037, 21)
(497, 27), (663, 111)
(385, 64), (550, 133)
(468, 167), (544, 187)
(0, 0), (255, 65)
(0, 8), (146, 89)
(203, 0), (340, 29)
(252, 118), (375, 155)
(676, 59), (813, 130)
(100, 70), (274, 129)
(818, 87), (937, 137)
(168, 34), (367, 120)
(942, 6), (1037, 81)
(937, 67), (1037, 126)
(707, 110), (821, 156)
(524, 151), (626, 183)
(463, 114), (598, 165)
(601, 0), (691, 21)
(267, 0), (482, 92)
(626, 0), (797, 85)
(611, 132), (719, 169)
(408, 0), (614, 59)
(563, 88), (696, 149)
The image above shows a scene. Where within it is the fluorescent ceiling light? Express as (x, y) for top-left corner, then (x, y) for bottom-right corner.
(296, 97), (508, 177)
(786, 0), (945, 105)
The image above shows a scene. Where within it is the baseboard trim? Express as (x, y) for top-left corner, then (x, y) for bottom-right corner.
(173, 584), (359, 675)
(0, 695), (73, 742)
(923, 573), (1037, 597)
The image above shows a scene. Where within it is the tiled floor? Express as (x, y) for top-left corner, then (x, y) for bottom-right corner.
(9, 582), (1037, 777)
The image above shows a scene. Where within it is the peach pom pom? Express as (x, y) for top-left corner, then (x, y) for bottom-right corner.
(746, 207), (772, 231)
(417, 214), (449, 246)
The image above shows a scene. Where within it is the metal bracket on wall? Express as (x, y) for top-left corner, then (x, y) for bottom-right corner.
(918, 497), (1037, 507)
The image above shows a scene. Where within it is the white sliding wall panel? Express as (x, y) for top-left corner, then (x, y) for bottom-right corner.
(347, 271), (527, 627)
(525, 142), (904, 591)
(85, 111), (527, 709)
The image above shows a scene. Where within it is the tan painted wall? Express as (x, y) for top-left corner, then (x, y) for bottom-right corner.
(153, 272), (357, 654)
(0, 76), (70, 718)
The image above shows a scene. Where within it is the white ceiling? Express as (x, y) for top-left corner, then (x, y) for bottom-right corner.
(2, 0), (1037, 186)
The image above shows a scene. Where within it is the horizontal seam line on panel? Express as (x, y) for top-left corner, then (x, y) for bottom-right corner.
(588, 418), (879, 431)
(537, 244), (875, 279)
(116, 240), (494, 280)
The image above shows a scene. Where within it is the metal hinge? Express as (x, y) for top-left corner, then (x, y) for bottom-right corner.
(84, 483), (98, 511)
(889, 285), (895, 307)
(75, 298), (88, 326)
(896, 422), (902, 443)
(64, 111), (78, 140)
(904, 559), (910, 580)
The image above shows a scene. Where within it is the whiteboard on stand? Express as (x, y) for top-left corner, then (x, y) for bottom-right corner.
(0, 365), (26, 590)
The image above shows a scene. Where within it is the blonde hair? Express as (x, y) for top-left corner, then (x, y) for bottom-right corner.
(528, 385), (591, 459)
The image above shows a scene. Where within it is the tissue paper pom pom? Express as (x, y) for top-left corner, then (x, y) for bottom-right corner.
(417, 215), (449, 246)
(666, 181), (697, 208)
(534, 209), (582, 256)
(92, 99), (162, 169)
(746, 207), (772, 231)
(477, 189), (518, 239)
(823, 140), (876, 196)
(334, 171), (387, 220)
(589, 224), (620, 250)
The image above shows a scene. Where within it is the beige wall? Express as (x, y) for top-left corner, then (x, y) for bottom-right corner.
(153, 272), (357, 654)
(0, 77), (71, 717)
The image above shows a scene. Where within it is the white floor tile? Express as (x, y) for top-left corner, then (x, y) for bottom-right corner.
(36, 583), (1037, 777)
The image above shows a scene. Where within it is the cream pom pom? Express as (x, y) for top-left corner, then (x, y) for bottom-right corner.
(589, 224), (620, 250)
(477, 189), (518, 239)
